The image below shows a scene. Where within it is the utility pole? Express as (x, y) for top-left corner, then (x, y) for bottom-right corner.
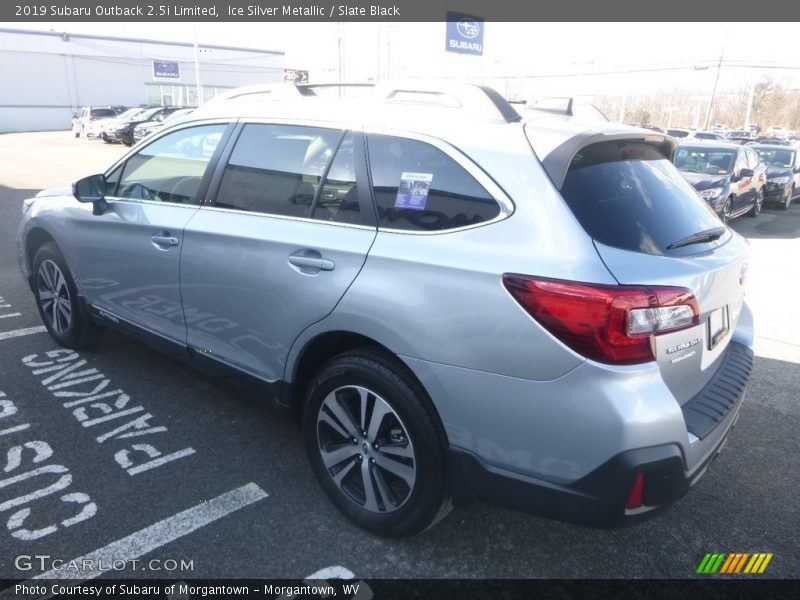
(618, 93), (626, 124)
(703, 26), (728, 130)
(744, 79), (756, 129)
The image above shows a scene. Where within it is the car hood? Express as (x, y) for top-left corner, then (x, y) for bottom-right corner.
(766, 166), (793, 179)
(35, 186), (72, 198)
(679, 171), (729, 190)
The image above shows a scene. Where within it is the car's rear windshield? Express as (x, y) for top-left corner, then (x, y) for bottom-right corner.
(90, 108), (116, 118)
(559, 141), (726, 256)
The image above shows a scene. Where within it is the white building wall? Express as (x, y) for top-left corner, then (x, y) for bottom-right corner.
(0, 29), (285, 133)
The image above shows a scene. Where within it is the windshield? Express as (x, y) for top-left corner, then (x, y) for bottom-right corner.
(694, 132), (720, 140)
(117, 108), (142, 120)
(727, 131), (750, 137)
(560, 141), (726, 257)
(674, 146), (735, 174)
(756, 148), (795, 168)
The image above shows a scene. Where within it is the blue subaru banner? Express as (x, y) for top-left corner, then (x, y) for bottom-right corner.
(445, 11), (484, 56)
(153, 60), (180, 80)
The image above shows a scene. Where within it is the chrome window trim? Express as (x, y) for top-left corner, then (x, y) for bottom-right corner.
(196, 204), (376, 232)
(106, 116), (516, 235)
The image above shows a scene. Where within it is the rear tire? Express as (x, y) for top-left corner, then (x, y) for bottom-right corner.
(748, 188), (764, 218)
(303, 349), (450, 537)
(32, 242), (103, 349)
(722, 197), (733, 224)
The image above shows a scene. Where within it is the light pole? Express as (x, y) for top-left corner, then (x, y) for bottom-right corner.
(193, 23), (203, 106)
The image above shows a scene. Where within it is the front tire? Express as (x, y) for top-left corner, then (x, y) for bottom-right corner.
(781, 187), (794, 210)
(303, 349), (450, 537)
(32, 243), (103, 348)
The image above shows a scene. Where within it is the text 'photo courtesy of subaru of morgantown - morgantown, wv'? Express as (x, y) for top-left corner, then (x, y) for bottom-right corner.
(18, 81), (755, 537)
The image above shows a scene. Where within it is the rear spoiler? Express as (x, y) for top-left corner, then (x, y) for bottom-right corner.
(530, 128), (677, 189)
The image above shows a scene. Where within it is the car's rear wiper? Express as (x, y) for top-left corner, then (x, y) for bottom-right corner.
(667, 226), (726, 250)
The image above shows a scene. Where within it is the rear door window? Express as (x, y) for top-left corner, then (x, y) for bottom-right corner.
(559, 141), (726, 256)
(366, 134), (500, 231)
(215, 124), (342, 218)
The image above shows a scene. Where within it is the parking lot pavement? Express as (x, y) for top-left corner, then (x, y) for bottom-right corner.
(0, 131), (798, 579)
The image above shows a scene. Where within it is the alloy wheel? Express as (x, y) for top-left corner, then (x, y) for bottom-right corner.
(316, 385), (416, 514)
(37, 259), (72, 334)
(754, 190), (764, 215)
(722, 198), (732, 224)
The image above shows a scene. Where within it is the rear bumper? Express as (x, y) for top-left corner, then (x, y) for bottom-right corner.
(448, 342), (752, 527)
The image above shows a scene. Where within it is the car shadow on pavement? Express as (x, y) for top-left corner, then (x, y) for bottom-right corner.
(729, 205), (800, 240)
(385, 352), (800, 579)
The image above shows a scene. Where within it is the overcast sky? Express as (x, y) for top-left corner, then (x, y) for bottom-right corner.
(7, 21), (800, 99)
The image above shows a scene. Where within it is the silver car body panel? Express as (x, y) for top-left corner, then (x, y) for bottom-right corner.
(17, 89), (755, 496)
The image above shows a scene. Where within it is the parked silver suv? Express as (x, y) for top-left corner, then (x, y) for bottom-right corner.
(18, 82), (754, 536)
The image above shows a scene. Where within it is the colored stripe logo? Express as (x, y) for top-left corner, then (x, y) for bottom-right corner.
(696, 552), (773, 574)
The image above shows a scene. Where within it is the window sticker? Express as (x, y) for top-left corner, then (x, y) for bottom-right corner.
(395, 172), (433, 211)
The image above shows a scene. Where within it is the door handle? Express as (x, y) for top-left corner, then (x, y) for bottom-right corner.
(288, 255), (335, 271)
(151, 235), (179, 248)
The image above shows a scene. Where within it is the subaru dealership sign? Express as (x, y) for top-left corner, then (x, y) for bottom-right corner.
(445, 12), (484, 56)
(153, 61), (180, 80)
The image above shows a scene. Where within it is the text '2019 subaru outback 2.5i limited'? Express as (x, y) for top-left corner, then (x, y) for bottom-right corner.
(17, 82), (754, 536)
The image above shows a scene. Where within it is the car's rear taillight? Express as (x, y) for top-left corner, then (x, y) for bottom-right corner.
(502, 274), (699, 365)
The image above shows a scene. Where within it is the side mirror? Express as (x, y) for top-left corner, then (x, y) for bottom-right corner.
(738, 168), (754, 178)
(72, 174), (108, 215)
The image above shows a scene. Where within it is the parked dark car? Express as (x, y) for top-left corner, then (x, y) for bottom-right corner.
(752, 144), (800, 210)
(692, 131), (726, 141)
(666, 128), (691, 138)
(726, 130), (757, 145)
(112, 107), (183, 146)
(674, 142), (767, 222)
(132, 108), (193, 143)
(751, 137), (793, 146)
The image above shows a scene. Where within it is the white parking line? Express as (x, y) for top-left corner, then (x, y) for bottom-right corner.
(0, 313), (22, 319)
(34, 482), (269, 580)
(0, 326), (47, 341)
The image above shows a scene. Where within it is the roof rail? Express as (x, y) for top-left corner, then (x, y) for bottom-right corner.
(372, 80), (521, 123)
(197, 80), (522, 123)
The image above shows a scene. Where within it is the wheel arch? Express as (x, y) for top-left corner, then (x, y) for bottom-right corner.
(285, 330), (434, 427)
(24, 227), (58, 289)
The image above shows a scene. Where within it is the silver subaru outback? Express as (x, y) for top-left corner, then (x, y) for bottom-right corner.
(17, 82), (754, 536)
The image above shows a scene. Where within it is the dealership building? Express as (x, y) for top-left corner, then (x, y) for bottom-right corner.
(0, 28), (285, 133)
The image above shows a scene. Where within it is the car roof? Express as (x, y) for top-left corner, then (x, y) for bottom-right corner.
(678, 140), (743, 150)
(751, 143), (796, 150)
(177, 82), (676, 190)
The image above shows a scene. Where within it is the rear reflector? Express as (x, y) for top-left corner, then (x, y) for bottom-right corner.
(626, 473), (646, 509)
(502, 275), (699, 365)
